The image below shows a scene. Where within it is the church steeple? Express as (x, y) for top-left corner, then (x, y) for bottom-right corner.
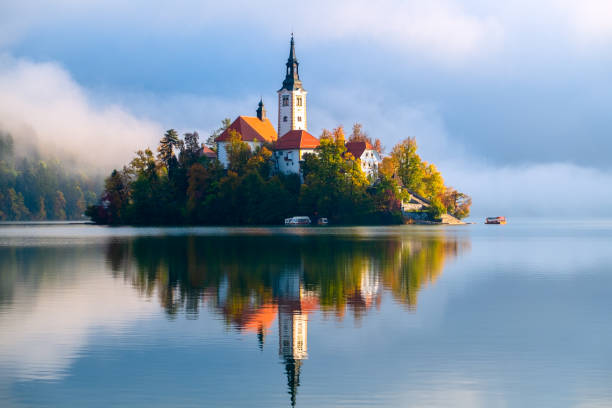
(281, 35), (302, 91)
(256, 98), (266, 120)
(277, 35), (307, 137)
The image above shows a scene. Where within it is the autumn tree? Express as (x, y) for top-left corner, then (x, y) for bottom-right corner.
(332, 126), (346, 144)
(373, 139), (383, 153)
(390, 137), (426, 195)
(442, 188), (472, 219)
(225, 130), (252, 174)
(300, 135), (370, 221)
(349, 123), (369, 142)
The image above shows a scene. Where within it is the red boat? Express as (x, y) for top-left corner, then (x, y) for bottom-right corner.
(485, 216), (506, 225)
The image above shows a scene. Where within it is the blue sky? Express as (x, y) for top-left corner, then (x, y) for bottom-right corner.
(1, 0), (612, 216)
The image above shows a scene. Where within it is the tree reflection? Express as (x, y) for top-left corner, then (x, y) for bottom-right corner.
(105, 231), (469, 406)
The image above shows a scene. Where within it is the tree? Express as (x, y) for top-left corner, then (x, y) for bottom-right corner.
(373, 139), (383, 154)
(206, 118), (232, 149)
(181, 131), (201, 166)
(332, 126), (345, 144)
(422, 163), (445, 201)
(0, 188), (29, 220)
(102, 169), (130, 224)
(349, 123), (369, 143)
(379, 157), (395, 178)
(246, 145), (273, 177)
(225, 130), (252, 174)
(442, 188), (472, 219)
(53, 190), (67, 220)
(390, 137), (426, 196)
(128, 149), (156, 177)
(157, 129), (180, 169)
(300, 136), (370, 222)
(36, 196), (47, 220)
(428, 197), (446, 219)
(319, 128), (333, 141)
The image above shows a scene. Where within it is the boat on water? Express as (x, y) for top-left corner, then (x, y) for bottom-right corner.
(285, 216), (311, 226)
(485, 216), (507, 225)
(317, 217), (329, 226)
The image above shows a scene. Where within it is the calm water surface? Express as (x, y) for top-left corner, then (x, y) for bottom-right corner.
(0, 221), (611, 407)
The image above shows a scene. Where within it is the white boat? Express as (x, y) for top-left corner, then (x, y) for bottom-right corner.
(284, 216), (311, 225)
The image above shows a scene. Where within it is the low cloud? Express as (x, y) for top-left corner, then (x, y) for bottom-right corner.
(0, 55), (162, 172)
(0, 0), (503, 64)
(309, 89), (612, 218)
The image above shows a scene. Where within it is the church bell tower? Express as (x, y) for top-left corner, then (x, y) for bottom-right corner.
(278, 35), (307, 137)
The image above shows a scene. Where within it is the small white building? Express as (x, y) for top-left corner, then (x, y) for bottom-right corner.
(214, 101), (277, 168)
(274, 130), (320, 176)
(345, 141), (382, 179)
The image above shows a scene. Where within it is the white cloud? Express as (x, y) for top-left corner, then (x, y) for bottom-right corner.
(0, 0), (504, 64)
(287, 0), (504, 63)
(309, 88), (612, 217)
(553, 0), (612, 44)
(0, 55), (162, 171)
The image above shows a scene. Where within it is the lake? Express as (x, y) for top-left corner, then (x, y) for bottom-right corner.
(1, 221), (611, 407)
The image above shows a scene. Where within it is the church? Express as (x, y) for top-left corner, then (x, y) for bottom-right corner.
(215, 36), (381, 179)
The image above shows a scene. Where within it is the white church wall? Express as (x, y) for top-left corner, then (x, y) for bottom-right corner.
(275, 148), (316, 176)
(278, 90), (293, 137)
(278, 89), (307, 137)
(292, 91), (307, 132)
(360, 149), (382, 179)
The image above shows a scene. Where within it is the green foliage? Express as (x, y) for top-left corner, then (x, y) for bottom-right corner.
(442, 188), (472, 219)
(427, 197), (446, 219)
(225, 130), (252, 174)
(89, 125), (469, 226)
(391, 138), (426, 195)
(0, 132), (100, 221)
(157, 129), (180, 169)
(300, 137), (371, 222)
(389, 137), (471, 218)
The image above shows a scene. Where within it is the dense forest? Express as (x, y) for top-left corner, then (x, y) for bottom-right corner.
(0, 133), (101, 221)
(87, 123), (471, 226)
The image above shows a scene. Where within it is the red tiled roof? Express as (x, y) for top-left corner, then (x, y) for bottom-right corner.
(215, 116), (277, 143)
(275, 130), (320, 150)
(345, 141), (373, 159)
(202, 146), (216, 159)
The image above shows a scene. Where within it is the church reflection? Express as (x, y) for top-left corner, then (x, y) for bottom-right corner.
(104, 232), (469, 406)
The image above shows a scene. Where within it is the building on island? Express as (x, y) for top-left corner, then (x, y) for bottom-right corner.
(215, 100), (277, 168)
(278, 35), (307, 137)
(274, 130), (320, 175)
(202, 145), (217, 160)
(345, 140), (382, 179)
(215, 35), (382, 181)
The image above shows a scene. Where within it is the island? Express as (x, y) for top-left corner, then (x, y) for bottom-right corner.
(86, 36), (470, 226)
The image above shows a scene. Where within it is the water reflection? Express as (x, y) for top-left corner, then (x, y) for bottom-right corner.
(105, 233), (468, 406)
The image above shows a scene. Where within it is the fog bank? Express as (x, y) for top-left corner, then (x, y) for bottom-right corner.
(0, 55), (162, 172)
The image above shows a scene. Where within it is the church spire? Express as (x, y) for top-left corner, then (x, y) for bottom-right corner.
(256, 98), (266, 120)
(281, 34), (302, 91)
